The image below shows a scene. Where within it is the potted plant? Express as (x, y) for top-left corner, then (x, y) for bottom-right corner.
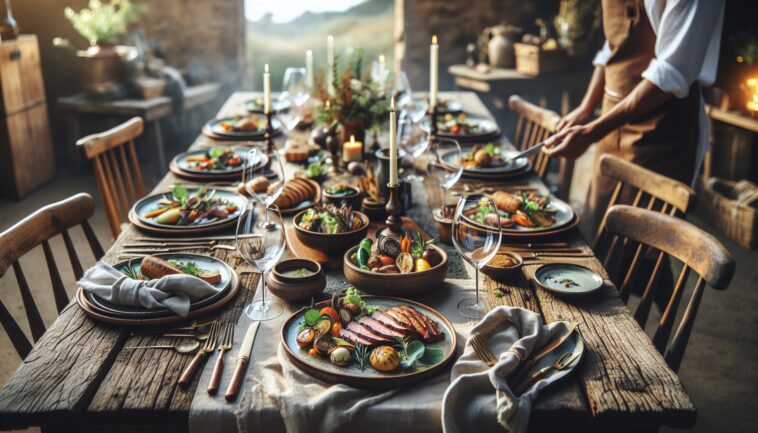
(60, 0), (146, 97)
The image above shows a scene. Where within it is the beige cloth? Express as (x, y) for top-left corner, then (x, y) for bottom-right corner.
(189, 279), (477, 433)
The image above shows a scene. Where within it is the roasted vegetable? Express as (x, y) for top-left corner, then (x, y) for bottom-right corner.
(319, 307), (339, 323)
(314, 335), (338, 356)
(377, 236), (401, 257)
(330, 347), (352, 366)
(422, 249), (442, 267)
(370, 346), (400, 372)
(339, 308), (354, 324)
(296, 328), (315, 348)
(313, 316), (333, 338)
(357, 247), (371, 270)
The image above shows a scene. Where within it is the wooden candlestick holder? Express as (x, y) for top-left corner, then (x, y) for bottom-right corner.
(376, 183), (404, 240)
(427, 104), (439, 141)
(264, 110), (275, 154)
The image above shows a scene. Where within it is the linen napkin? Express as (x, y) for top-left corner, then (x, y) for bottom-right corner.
(442, 307), (579, 433)
(78, 261), (221, 317)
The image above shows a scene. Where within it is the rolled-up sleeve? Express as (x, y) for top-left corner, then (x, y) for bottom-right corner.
(642, 0), (725, 98)
(593, 40), (612, 66)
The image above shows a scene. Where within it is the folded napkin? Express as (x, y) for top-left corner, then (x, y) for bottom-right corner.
(79, 261), (221, 317)
(442, 307), (577, 433)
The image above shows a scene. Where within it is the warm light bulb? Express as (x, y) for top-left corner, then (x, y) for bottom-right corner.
(432, 35), (438, 44)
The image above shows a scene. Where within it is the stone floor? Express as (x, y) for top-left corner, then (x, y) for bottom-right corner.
(0, 160), (756, 432)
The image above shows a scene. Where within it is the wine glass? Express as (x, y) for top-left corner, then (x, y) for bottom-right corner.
(393, 70), (413, 110)
(452, 195), (502, 319)
(278, 67), (309, 130)
(242, 147), (285, 223)
(423, 137), (463, 210)
(236, 204), (286, 321)
(397, 112), (426, 182)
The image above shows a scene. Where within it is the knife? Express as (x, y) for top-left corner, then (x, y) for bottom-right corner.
(225, 322), (259, 402)
(502, 141), (546, 165)
(132, 235), (238, 242)
(508, 322), (578, 386)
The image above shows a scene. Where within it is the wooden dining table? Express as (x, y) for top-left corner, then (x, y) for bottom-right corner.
(0, 91), (696, 433)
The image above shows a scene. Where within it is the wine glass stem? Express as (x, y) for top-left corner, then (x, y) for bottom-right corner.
(475, 268), (480, 306)
(261, 271), (267, 306)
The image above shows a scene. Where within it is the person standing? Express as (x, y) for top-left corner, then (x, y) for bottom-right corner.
(543, 0), (725, 237)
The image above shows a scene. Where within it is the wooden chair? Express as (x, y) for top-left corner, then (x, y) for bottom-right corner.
(604, 205), (734, 372)
(508, 95), (565, 193)
(594, 154), (697, 262)
(77, 117), (145, 238)
(0, 193), (104, 358)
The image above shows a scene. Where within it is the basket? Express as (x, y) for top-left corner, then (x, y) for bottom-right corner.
(698, 177), (758, 250)
(514, 43), (568, 76)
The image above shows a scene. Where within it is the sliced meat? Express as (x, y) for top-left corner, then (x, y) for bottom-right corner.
(396, 306), (442, 338)
(387, 308), (431, 340)
(339, 328), (373, 346)
(372, 311), (413, 333)
(359, 317), (406, 339)
(346, 322), (392, 345)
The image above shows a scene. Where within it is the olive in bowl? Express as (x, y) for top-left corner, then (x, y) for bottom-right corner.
(267, 258), (326, 302)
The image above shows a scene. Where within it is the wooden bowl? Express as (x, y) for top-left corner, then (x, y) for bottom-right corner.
(322, 185), (362, 209)
(267, 258), (326, 302)
(481, 252), (524, 281)
(361, 198), (386, 222)
(293, 209), (370, 254)
(342, 244), (449, 296)
(433, 205), (455, 245)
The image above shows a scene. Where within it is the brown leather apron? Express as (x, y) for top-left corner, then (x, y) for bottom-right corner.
(583, 0), (700, 238)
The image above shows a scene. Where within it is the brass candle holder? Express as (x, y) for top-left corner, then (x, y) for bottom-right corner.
(376, 183), (405, 241)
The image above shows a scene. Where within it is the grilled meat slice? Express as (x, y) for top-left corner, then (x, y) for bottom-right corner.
(339, 329), (374, 346)
(387, 308), (431, 340)
(346, 322), (392, 345)
(372, 311), (413, 333)
(396, 306), (442, 338)
(359, 317), (406, 339)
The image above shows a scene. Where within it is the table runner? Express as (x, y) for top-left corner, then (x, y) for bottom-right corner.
(189, 279), (477, 433)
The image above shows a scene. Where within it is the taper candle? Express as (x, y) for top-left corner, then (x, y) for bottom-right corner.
(378, 54), (386, 94)
(389, 96), (398, 187)
(263, 63), (271, 114)
(430, 35), (438, 108)
(306, 49), (314, 89)
(327, 35), (335, 96)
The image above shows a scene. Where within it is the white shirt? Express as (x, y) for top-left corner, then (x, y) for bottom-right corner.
(592, 0), (725, 183)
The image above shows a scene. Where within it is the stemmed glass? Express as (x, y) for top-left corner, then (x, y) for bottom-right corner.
(423, 137), (463, 210)
(393, 70), (413, 110)
(278, 67), (309, 130)
(242, 147), (285, 224)
(397, 112), (426, 182)
(236, 204), (286, 321)
(452, 195), (502, 319)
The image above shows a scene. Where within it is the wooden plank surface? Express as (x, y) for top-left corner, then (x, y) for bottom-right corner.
(0, 91), (696, 432)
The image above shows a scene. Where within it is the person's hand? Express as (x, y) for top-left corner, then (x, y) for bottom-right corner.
(542, 124), (597, 160)
(556, 105), (592, 131)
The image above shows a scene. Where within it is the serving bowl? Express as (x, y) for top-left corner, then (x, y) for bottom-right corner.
(293, 209), (370, 255)
(343, 244), (449, 296)
(481, 251), (524, 281)
(322, 185), (363, 209)
(361, 197), (386, 222)
(266, 258), (326, 302)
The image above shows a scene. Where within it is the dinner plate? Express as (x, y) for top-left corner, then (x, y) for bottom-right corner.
(411, 98), (463, 114)
(462, 193), (576, 235)
(420, 116), (501, 144)
(245, 98), (291, 113)
(85, 253), (234, 318)
(206, 114), (282, 139)
(172, 147), (264, 176)
(132, 188), (246, 230)
(440, 147), (529, 176)
(533, 264), (604, 297)
(281, 296), (457, 389)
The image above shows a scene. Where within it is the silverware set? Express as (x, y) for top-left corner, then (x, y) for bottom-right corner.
(179, 321), (221, 386)
(208, 323), (235, 395)
(116, 237), (236, 260)
(499, 242), (595, 264)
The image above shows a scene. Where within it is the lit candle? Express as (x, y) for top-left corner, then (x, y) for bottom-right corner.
(378, 54), (386, 94)
(263, 63), (271, 114)
(327, 35), (335, 96)
(343, 134), (363, 162)
(306, 49), (314, 89)
(389, 96), (398, 187)
(430, 35), (439, 108)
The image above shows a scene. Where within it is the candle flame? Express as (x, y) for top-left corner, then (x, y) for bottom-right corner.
(748, 78), (758, 87)
(379, 54), (385, 63)
(264, 63), (269, 73)
(306, 49), (312, 57)
(328, 35), (334, 42)
(350, 135), (355, 145)
(325, 100), (330, 108)
(391, 96), (395, 111)
(432, 35), (438, 44)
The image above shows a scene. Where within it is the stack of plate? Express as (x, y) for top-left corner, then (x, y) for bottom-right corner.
(169, 147), (266, 182)
(202, 113), (283, 141)
(128, 188), (247, 235)
(76, 253), (240, 326)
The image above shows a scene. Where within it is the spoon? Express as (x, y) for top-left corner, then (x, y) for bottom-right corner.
(123, 340), (200, 354)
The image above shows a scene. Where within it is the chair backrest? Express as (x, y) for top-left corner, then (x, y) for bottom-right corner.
(508, 95), (561, 181)
(594, 154), (697, 261)
(605, 205), (734, 372)
(77, 117), (145, 238)
(0, 193), (104, 358)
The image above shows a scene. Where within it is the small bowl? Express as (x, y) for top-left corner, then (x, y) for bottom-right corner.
(343, 244), (449, 296)
(361, 197), (386, 221)
(433, 205), (455, 245)
(267, 258), (326, 302)
(293, 209), (370, 254)
(322, 185), (362, 209)
(481, 252), (524, 281)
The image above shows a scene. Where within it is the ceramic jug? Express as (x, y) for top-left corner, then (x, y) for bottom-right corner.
(483, 23), (519, 68)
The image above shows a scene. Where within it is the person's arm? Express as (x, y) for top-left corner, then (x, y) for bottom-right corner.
(556, 65), (606, 131)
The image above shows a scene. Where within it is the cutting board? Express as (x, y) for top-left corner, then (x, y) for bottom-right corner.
(286, 216), (431, 270)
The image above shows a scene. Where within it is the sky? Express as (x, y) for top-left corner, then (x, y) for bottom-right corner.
(244, 0), (367, 23)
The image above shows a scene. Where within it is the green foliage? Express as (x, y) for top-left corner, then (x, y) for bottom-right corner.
(64, 0), (147, 45)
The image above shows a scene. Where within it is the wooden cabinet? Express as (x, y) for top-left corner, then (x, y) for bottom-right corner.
(0, 35), (54, 199)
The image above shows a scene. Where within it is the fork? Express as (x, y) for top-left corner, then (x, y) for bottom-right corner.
(207, 323), (235, 395)
(470, 334), (498, 366)
(513, 350), (581, 396)
(179, 321), (220, 386)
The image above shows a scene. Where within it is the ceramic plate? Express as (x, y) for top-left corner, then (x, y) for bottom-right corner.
(534, 264), (604, 297)
(173, 147), (264, 176)
(133, 188), (246, 230)
(245, 98), (291, 113)
(207, 114), (282, 139)
(440, 147), (529, 175)
(85, 253), (234, 318)
(421, 116), (501, 143)
(281, 296), (457, 389)
(463, 193), (576, 234)
(411, 98), (463, 114)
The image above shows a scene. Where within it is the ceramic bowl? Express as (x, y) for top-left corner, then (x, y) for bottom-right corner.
(361, 198), (386, 222)
(322, 185), (363, 209)
(267, 258), (326, 302)
(433, 205), (455, 245)
(293, 209), (370, 254)
(481, 252), (524, 281)
(343, 244), (449, 296)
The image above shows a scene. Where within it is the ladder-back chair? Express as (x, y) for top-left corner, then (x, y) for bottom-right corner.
(0, 193), (104, 358)
(605, 205), (734, 372)
(508, 95), (562, 187)
(77, 117), (145, 238)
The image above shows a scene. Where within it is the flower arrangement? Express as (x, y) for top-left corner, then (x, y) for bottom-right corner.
(64, 0), (146, 46)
